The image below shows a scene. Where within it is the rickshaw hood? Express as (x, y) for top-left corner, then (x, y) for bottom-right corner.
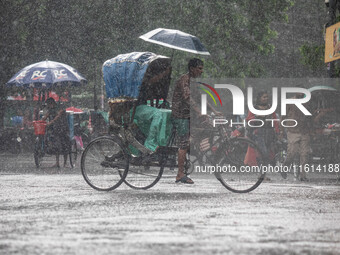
(103, 52), (170, 99)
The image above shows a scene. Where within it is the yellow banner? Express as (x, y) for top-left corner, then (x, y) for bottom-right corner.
(325, 22), (340, 63)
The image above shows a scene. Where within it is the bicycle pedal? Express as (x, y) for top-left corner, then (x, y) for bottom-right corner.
(130, 157), (141, 165)
(105, 152), (124, 162)
(164, 159), (177, 168)
(100, 161), (111, 167)
(101, 160), (126, 169)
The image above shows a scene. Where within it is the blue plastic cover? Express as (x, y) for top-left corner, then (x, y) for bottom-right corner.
(103, 52), (168, 99)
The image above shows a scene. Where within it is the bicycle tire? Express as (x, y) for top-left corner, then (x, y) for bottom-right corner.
(69, 152), (74, 168)
(81, 136), (128, 191)
(69, 139), (77, 168)
(215, 137), (265, 193)
(82, 133), (90, 148)
(121, 155), (165, 190)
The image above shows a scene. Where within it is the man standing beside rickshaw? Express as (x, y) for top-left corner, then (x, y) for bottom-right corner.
(171, 58), (205, 184)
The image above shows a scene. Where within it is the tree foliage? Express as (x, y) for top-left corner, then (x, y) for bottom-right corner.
(299, 43), (325, 71)
(0, 0), (294, 122)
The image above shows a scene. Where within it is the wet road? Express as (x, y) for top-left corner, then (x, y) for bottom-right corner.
(1, 153), (340, 254)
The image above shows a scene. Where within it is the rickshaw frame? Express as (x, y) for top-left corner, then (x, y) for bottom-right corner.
(309, 86), (340, 165)
(80, 52), (267, 192)
(275, 86), (340, 180)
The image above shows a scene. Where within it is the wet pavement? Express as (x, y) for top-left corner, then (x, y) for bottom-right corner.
(0, 153), (340, 255)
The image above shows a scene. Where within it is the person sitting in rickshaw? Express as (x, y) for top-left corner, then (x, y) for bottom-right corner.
(42, 98), (70, 168)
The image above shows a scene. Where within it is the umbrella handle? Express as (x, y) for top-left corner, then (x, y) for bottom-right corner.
(170, 50), (174, 62)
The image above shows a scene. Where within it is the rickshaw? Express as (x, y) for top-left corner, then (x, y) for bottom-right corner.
(308, 86), (340, 164)
(80, 52), (266, 192)
(275, 86), (340, 180)
(6, 60), (87, 169)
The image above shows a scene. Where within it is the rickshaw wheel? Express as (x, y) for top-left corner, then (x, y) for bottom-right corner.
(120, 154), (165, 190)
(69, 139), (78, 168)
(81, 136), (128, 191)
(215, 137), (266, 193)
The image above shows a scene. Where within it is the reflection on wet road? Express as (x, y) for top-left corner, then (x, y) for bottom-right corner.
(0, 153), (340, 254)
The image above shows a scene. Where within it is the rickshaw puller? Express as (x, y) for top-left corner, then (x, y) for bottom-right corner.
(171, 58), (219, 184)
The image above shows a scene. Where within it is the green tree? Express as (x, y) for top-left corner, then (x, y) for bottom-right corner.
(0, 0), (295, 126)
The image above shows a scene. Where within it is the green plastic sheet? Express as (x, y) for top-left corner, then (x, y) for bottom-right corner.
(133, 105), (172, 151)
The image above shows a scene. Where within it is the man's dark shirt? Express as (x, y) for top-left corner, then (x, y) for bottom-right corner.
(171, 74), (191, 119)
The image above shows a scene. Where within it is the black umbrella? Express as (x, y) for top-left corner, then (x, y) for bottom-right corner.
(139, 28), (210, 56)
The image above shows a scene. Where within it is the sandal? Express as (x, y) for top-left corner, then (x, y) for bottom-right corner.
(175, 176), (194, 184)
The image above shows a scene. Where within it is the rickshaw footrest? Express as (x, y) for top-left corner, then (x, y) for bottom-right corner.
(157, 146), (178, 154)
